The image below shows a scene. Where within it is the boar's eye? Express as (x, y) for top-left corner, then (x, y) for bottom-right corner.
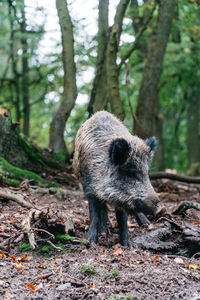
(145, 136), (157, 152)
(109, 138), (131, 165)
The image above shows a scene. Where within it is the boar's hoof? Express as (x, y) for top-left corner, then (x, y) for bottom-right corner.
(88, 231), (98, 244)
(136, 212), (151, 227)
(120, 239), (130, 247)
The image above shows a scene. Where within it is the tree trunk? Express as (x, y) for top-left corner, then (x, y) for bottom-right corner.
(8, 1), (21, 122)
(106, 0), (129, 120)
(49, 0), (77, 156)
(20, 0), (30, 137)
(186, 10), (200, 169)
(88, 0), (109, 116)
(186, 89), (200, 167)
(0, 110), (30, 168)
(134, 0), (175, 138)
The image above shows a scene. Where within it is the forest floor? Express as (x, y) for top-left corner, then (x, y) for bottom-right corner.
(0, 177), (200, 300)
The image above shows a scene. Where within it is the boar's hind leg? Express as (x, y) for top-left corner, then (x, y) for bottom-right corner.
(88, 196), (101, 243)
(115, 208), (130, 246)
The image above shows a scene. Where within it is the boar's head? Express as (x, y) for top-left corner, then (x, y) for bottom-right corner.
(108, 136), (162, 217)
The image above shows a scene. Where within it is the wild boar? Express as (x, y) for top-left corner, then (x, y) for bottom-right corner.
(73, 111), (163, 246)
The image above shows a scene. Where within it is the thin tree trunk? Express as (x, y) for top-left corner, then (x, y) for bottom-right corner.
(106, 0), (129, 120)
(186, 89), (200, 167)
(186, 10), (200, 168)
(49, 0), (77, 156)
(134, 0), (175, 138)
(8, 1), (21, 122)
(88, 0), (109, 116)
(20, 0), (29, 136)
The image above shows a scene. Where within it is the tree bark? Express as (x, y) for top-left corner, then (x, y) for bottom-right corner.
(88, 0), (109, 116)
(49, 0), (77, 156)
(134, 0), (175, 138)
(0, 111), (30, 168)
(8, 1), (21, 122)
(106, 0), (129, 120)
(20, 0), (30, 137)
(186, 89), (200, 167)
(186, 10), (200, 168)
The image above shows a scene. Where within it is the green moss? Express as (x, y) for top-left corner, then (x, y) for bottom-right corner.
(53, 151), (66, 163)
(18, 134), (46, 167)
(0, 156), (58, 187)
(55, 234), (76, 241)
(80, 264), (97, 276)
(19, 243), (31, 252)
(102, 269), (119, 281)
(111, 269), (119, 277)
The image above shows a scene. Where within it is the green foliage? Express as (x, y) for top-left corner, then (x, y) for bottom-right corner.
(80, 264), (97, 276)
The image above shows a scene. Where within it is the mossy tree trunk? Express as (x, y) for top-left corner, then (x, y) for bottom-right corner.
(49, 0), (77, 157)
(0, 111), (30, 168)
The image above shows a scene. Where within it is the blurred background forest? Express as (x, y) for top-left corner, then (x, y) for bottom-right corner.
(0, 0), (199, 175)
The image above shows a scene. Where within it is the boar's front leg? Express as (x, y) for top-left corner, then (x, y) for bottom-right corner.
(136, 212), (150, 227)
(115, 208), (130, 246)
(88, 195), (101, 243)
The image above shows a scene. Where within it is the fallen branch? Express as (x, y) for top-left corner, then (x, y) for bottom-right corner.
(0, 188), (33, 209)
(150, 172), (200, 184)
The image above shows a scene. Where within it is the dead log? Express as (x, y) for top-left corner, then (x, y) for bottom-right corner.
(150, 172), (200, 184)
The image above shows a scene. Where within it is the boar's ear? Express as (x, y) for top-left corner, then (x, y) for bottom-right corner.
(109, 138), (131, 165)
(145, 136), (157, 152)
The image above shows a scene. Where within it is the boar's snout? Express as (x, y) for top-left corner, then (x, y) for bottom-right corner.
(134, 193), (162, 217)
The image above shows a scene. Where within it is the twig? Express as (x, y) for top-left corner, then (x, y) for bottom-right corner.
(33, 229), (55, 239)
(46, 240), (63, 251)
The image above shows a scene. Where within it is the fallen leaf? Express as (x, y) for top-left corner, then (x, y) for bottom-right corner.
(17, 265), (23, 271)
(0, 250), (6, 259)
(10, 255), (17, 262)
(38, 263), (44, 268)
(192, 222), (199, 225)
(21, 254), (27, 262)
(189, 264), (198, 270)
(88, 284), (96, 289)
(26, 283), (38, 293)
(113, 248), (123, 255)
(153, 256), (159, 262)
(12, 220), (16, 223)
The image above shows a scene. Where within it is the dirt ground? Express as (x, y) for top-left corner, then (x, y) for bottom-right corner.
(0, 179), (200, 300)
